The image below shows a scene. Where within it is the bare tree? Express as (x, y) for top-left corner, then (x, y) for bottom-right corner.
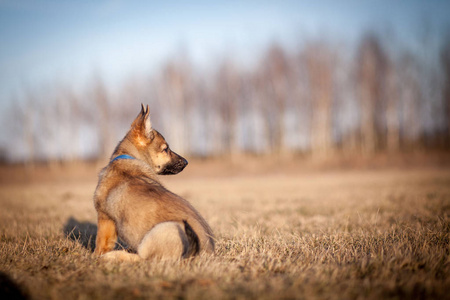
(156, 58), (195, 154)
(91, 75), (111, 160)
(385, 58), (400, 152)
(10, 94), (36, 166)
(214, 59), (241, 156)
(305, 42), (334, 157)
(398, 52), (422, 148)
(357, 34), (388, 154)
(22, 91), (38, 167)
(262, 43), (291, 155)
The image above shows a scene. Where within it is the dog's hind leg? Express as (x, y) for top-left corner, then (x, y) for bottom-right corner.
(137, 222), (192, 260)
(94, 212), (118, 255)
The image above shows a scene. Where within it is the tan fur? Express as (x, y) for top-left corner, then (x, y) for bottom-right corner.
(94, 212), (117, 255)
(93, 104), (214, 261)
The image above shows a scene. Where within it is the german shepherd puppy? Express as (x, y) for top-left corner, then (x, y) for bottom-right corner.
(93, 104), (214, 261)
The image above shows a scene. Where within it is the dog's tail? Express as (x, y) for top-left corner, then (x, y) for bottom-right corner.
(182, 220), (200, 258)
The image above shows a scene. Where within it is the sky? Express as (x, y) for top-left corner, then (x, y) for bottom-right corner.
(0, 0), (449, 105)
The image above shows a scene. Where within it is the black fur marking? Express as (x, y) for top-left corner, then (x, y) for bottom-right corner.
(183, 220), (200, 257)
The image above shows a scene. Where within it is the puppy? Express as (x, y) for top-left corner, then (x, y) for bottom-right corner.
(93, 104), (214, 261)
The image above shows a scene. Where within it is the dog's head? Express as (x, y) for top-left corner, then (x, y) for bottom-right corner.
(129, 104), (188, 175)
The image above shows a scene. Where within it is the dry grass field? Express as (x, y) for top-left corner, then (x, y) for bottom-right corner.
(0, 159), (449, 299)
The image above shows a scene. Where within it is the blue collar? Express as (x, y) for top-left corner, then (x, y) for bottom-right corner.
(111, 154), (135, 163)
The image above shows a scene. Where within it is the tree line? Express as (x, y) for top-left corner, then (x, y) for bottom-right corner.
(4, 32), (450, 163)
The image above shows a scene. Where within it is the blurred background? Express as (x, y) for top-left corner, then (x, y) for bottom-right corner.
(1, 0), (449, 164)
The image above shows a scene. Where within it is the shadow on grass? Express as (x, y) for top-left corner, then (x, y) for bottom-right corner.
(0, 271), (29, 300)
(63, 217), (97, 252)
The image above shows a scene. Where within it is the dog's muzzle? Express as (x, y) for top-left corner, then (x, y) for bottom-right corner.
(159, 157), (188, 175)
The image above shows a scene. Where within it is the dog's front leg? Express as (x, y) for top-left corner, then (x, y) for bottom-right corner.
(94, 212), (118, 255)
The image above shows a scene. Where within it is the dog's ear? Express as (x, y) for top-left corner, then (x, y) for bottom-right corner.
(142, 104), (153, 139)
(131, 104), (154, 140)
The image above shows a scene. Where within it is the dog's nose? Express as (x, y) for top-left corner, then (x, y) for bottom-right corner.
(183, 158), (188, 166)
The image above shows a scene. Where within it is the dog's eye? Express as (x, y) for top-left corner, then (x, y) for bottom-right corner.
(162, 147), (168, 153)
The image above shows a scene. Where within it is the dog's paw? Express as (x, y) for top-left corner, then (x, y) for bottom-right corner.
(100, 250), (140, 262)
